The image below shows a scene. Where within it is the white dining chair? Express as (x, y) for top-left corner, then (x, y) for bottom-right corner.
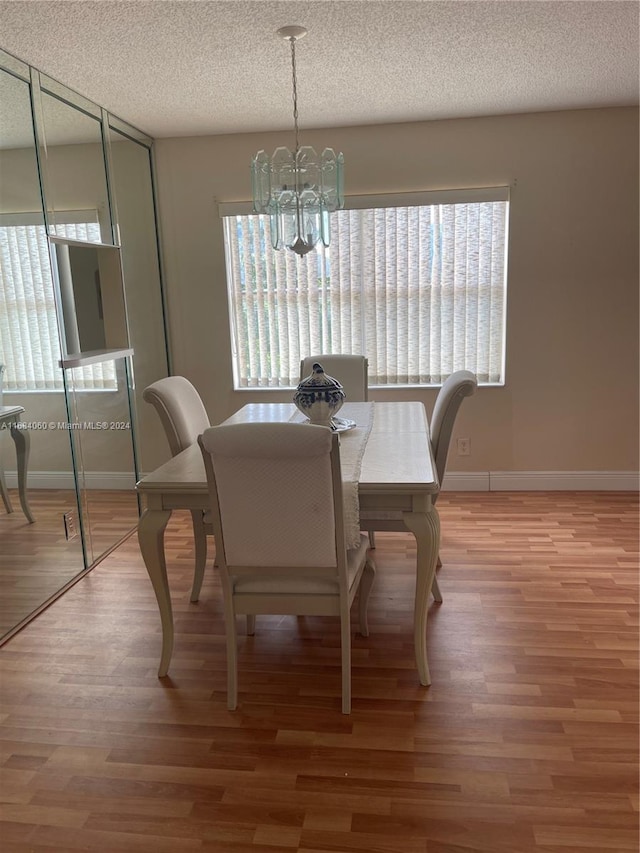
(300, 354), (368, 402)
(143, 376), (212, 602)
(360, 370), (477, 602)
(430, 370), (478, 503)
(198, 421), (375, 713)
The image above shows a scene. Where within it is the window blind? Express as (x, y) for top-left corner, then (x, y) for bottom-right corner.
(223, 194), (508, 388)
(0, 217), (117, 391)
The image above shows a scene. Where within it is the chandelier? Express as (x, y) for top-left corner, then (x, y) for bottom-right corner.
(251, 26), (344, 257)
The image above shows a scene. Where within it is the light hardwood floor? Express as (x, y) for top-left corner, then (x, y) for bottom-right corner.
(0, 492), (637, 852)
(0, 489), (138, 640)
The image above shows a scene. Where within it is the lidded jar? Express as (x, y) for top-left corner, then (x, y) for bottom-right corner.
(294, 362), (346, 426)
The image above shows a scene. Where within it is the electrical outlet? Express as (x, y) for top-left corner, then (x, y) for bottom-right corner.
(63, 511), (78, 540)
(457, 437), (470, 456)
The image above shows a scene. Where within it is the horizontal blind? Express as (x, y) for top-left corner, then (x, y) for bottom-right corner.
(224, 197), (508, 387)
(0, 218), (117, 391)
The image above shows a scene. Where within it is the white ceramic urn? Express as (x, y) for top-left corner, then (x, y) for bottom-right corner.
(293, 362), (346, 426)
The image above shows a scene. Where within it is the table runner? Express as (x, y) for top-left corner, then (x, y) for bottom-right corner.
(289, 402), (375, 549)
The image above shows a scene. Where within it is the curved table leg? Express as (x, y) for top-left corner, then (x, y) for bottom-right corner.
(189, 510), (208, 603)
(402, 505), (441, 686)
(138, 507), (173, 676)
(9, 423), (34, 523)
(0, 463), (13, 513)
(431, 575), (443, 604)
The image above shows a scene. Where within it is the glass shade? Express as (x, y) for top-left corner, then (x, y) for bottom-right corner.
(252, 145), (344, 255)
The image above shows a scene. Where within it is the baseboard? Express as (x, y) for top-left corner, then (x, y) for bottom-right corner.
(441, 472), (490, 491)
(4, 469), (639, 492)
(3, 471), (136, 490)
(444, 471), (639, 491)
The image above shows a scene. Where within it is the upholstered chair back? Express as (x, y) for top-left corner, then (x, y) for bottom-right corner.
(143, 376), (210, 456)
(300, 355), (368, 402)
(199, 422), (340, 570)
(430, 370), (477, 489)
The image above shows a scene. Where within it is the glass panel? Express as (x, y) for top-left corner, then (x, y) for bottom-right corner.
(65, 356), (138, 565)
(38, 89), (112, 244)
(0, 72), (42, 215)
(0, 67), (85, 641)
(108, 127), (170, 472)
(50, 241), (129, 358)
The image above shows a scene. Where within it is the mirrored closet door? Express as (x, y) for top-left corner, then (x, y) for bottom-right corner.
(0, 49), (170, 641)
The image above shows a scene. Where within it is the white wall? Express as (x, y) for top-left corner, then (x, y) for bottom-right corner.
(153, 107), (639, 477)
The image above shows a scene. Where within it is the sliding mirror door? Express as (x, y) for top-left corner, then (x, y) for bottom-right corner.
(37, 77), (112, 244)
(108, 122), (170, 474)
(36, 76), (140, 567)
(0, 49), (171, 640)
(0, 59), (85, 640)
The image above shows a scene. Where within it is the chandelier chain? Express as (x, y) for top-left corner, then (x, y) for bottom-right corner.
(289, 36), (300, 155)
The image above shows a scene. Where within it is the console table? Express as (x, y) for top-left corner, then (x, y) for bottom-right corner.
(0, 405), (35, 523)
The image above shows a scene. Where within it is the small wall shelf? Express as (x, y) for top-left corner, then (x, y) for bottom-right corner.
(59, 348), (134, 370)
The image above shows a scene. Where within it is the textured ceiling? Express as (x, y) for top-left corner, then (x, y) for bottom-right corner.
(0, 0), (638, 140)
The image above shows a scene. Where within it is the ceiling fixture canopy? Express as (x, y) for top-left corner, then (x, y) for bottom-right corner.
(251, 26), (344, 257)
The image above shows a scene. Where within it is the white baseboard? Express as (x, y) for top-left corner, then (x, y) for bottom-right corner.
(4, 469), (639, 492)
(444, 471), (639, 491)
(441, 472), (490, 490)
(3, 471), (136, 490)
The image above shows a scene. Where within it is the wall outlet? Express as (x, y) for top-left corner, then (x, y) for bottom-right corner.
(457, 437), (471, 456)
(63, 511), (78, 540)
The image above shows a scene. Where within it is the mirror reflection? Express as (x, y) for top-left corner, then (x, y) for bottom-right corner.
(0, 65), (85, 640)
(51, 241), (129, 356)
(0, 52), (170, 642)
(39, 87), (112, 244)
(108, 126), (170, 473)
(66, 356), (139, 566)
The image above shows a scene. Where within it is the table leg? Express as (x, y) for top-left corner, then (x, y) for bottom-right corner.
(0, 463), (13, 513)
(402, 504), (441, 686)
(9, 423), (34, 523)
(138, 507), (173, 676)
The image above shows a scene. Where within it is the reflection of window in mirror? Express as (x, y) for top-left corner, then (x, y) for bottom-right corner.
(0, 214), (120, 392)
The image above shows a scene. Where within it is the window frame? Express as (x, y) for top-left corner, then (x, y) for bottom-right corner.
(220, 186), (510, 390)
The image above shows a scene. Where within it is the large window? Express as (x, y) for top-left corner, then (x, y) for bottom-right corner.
(0, 215), (116, 391)
(223, 189), (509, 388)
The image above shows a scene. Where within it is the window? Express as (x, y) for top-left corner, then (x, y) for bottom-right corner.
(0, 214), (116, 391)
(223, 188), (509, 388)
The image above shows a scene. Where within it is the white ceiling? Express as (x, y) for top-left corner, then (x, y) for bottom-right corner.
(0, 0), (638, 140)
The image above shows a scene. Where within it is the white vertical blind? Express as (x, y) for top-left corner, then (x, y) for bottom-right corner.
(224, 196), (508, 387)
(0, 218), (117, 391)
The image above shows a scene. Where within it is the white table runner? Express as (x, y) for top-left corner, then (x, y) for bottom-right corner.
(289, 402), (375, 549)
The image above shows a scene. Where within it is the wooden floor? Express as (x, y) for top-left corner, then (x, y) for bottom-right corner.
(0, 492), (637, 852)
(0, 489), (138, 640)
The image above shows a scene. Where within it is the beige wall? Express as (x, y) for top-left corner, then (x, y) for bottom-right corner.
(153, 107), (639, 473)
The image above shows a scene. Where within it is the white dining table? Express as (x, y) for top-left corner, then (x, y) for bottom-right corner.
(136, 401), (440, 685)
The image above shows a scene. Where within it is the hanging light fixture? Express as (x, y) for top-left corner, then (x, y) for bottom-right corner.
(251, 26), (344, 257)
